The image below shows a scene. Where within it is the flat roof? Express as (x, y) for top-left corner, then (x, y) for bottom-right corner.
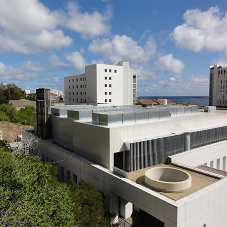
(128, 163), (219, 201)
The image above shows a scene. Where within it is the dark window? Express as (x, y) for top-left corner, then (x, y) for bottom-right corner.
(109, 77), (111, 80)
(105, 69), (107, 72)
(105, 92), (107, 95)
(73, 92), (74, 95)
(105, 77), (107, 80)
(109, 69), (111, 72)
(109, 84), (111, 87)
(105, 84), (107, 87)
(80, 85), (82, 88)
(114, 70), (117, 73)
(69, 86), (70, 89)
(72, 79), (74, 82)
(109, 92), (112, 95)
(109, 99), (112, 102)
(73, 174), (77, 183)
(76, 85), (78, 88)
(69, 92), (71, 95)
(69, 79), (70, 82)
(80, 92), (82, 95)
(105, 99), (107, 102)
(73, 86), (74, 88)
(76, 92), (78, 95)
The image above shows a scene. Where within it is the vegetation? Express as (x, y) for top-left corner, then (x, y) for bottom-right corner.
(0, 144), (108, 226)
(0, 104), (35, 125)
(0, 83), (25, 104)
(136, 102), (147, 107)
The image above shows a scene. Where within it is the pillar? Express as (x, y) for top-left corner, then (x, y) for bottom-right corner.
(184, 132), (190, 151)
(120, 198), (133, 218)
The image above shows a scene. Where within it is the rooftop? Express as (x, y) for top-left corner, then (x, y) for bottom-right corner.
(128, 163), (220, 201)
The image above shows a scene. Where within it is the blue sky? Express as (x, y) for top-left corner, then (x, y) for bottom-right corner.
(1, 0), (227, 96)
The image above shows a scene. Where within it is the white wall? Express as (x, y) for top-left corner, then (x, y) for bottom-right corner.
(170, 140), (227, 170)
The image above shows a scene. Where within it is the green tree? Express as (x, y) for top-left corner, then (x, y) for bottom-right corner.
(0, 151), (74, 226)
(0, 83), (25, 104)
(0, 104), (17, 122)
(16, 106), (35, 125)
(68, 179), (109, 227)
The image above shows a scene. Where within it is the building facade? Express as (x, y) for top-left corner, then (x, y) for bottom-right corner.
(26, 99), (227, 226)
(209, 65), (227, 106)
(64, 61), (136, 106)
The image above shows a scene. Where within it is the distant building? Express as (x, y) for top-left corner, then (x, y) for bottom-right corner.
(209, 65), (227, 106)
(64, 61), (137, 106)
(24, 89), (30, 95)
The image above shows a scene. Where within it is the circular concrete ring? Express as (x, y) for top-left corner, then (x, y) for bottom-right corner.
(145, 167), (191, 192)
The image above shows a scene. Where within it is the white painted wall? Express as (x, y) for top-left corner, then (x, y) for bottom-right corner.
(64, 62), (135, 106)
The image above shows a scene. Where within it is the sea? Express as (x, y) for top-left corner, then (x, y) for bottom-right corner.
(137, 96), (209, 107)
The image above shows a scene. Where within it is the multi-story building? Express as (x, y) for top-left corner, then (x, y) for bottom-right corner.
(64, 61), (136, 106)
(27, 96), (227, 226)
(209, 65), (227, 106)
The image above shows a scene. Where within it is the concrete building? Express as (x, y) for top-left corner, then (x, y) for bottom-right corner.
(209, 65), (227, 106)
(64, 61), (136, 106)
(27, 101), (227, 227)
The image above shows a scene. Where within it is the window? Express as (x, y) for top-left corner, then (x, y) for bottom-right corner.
(80, 85), (82, 88)
(218, 71), (220, 75)
(76, 85), (78, 88)
(77, 99), (78, 102)
(109, 77), (111, 80)
(69, 92), (71, 95)
(81, 99), (83, 103)
(105, 69), (107, 72)
(73, 174), (77, 183)
(84, 99), (86, 103)
(73, 86), (74, 88)
(76, 92), (78, 95)
(80, 78), (82, 81)
(72, 79), (74, 82)
(73, 92), (74, 95)
(114, 70), (117, 73)
(76, 79), (78, 82)
(105, 84), (107, 87)
(69, 86), (70, 89)
(105, 92), (107, 95)
(69, 79), (70, 82)
(80, 92), (82, 95)
(109, 99), (111, 102)
(69, 98), (71, 101)
(109, 92), (111, 95)
(109, 84), (112, 87)
(105, 99), (107, 102)
(73, 99), (74, 102)
(105, 77), (107, 80)
(109, 69), (111, 72)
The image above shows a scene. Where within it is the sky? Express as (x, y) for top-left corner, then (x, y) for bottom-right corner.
(1, 0), (227, 96)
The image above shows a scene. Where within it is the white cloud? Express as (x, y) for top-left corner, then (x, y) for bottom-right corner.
(64, 51), (86, 70)
(65, 2), (112, 39)
(0, 62), (22, 77)
(49, 53), (69, 68)
(170, 7), (227, 53)
(0, 61), (44, 81)
(0, 0), (72, 54)
(169, 77), (175, 81)
(15, 73), (39, 81)
(20, 61), (44, 71)
(88, 34), (156, 64)
(154, 54), (185, 74)
(189, 75), (209, 88)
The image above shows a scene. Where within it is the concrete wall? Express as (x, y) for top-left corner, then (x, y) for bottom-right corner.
(170, 140), (227, 171)
(52, 116), (111, 169)
(9, 100), (36, 108)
